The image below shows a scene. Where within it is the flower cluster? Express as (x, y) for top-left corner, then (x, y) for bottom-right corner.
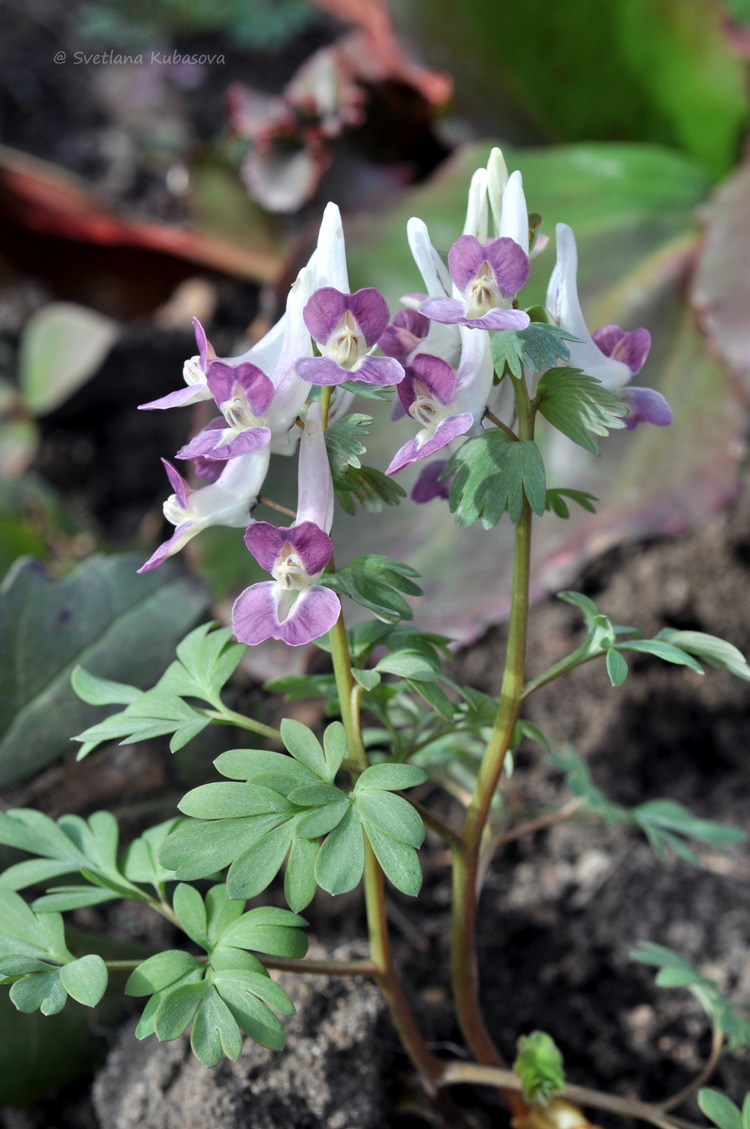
(139, 149), (670, 646)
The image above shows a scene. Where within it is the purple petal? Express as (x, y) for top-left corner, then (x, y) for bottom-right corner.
(177, 424), (271, 461)
(193, 317), (211, 369)
(303, 287), (349, 344)
(386, 412), (473, 475)
(245, 521), (333, 576)
(232, 582), (340, 646)
(192, 456), (223, 483)
(137, 521), (192, 573)
(277, 585), (340, 645)
(448, 235), (529, 299)
(398, 354), (458, 414)
(139, 384), (212, 411)
(483, 237), (531, 298)
(295, 356), (351, 386)
(206, 360), (275, 414)
(418, 297), (472, 325)
(411, 460), (452, 503)
(592, 325), (652, 375)
(378, 309), (430, 364)
(346, 288), (391, 347)
(447, 235), (487, 291)
(621, 387), (672, 429)
(162, 459), (191, 509)
(352, 355), (405, 386)
(465, 308), (530, 331)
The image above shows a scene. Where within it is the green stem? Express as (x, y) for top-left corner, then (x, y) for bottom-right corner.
(328, 606), (442, 1091)
(437, 1062), (702, 1129)
(205, 707), (280, 742)
(450, 376), (535, 1117)
(520, 644), (601, 702)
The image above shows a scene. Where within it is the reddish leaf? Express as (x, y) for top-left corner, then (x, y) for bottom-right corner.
(0, 146), (280, 316)
(691, 156), (750, 386)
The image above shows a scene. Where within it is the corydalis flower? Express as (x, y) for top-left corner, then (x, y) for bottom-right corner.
(138, 448), (270, 573)
(547, 223), (671, 430)
(139, 318), (216, 411)
(419, 234), (530, 331)
(411, 459), (452, 503)
(176, 361), (274, 461)
(386, 324), (493, 477)
(296, 287), (405, 386)
(231, 403), (340, 646)
(385, 354), (473, 476)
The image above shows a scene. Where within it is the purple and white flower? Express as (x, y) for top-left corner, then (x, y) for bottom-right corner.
(410, 459), (452, 503)
(176, 361), (274, 461)
(231, 402), (340, 647)
(296, 287), (405, 387)
(138, 448), (271, 573)
(386, 323), (493, 476)
(419, 234), (531, 331)
(546, 223), (672, 429)
(139, 318), (216, 411)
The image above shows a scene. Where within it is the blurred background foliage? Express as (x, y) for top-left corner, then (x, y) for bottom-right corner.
(1, 0), (750, 1104)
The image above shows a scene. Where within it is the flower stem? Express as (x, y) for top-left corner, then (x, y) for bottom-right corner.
(328, 606), (442, 1092)
(450, 375), (536, 1117)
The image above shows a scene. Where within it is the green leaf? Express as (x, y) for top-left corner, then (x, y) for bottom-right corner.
(446, 430), (547, 527)
(172, 883), (209, 948)
(698, 1090), (742, 1129)
(31, 887), (121, 913)
(325, 413), (371, 477)
(58, 954), (108, 1008)
(0, 553), (208, 785)
(178, 782), (291, 820)
(284, 837), (318, 913)
(213, 967), (294, 1017)
(0, 890), (72, 964)
(215, 980), (286, 1050)
(10, 968), (67, 1016)
(73, 687), (211, 760)
(356, 764), (428, 792)
(126, 951), (204, 996)
(219, 907), (308, 958)
(334, 464), (406, 515)
(490, 323), (580, 378)
(154, 981), (209, 1041)
(557, 590), (600, 623)
(190, 988), (243, 1065)
(545, 488), (598, 519)
(19, 302), (119, 416)
(375, 652), (439, 681)
(121, 819), (180, 887)
(606, 647), (629, 686)
(615, 638), (705, 673)
(227, 822), (296, 900)
(315, 807), (364, 895)
(326, 555), (421, 624)
(70, 667), (141, 707)
(513, 1031), (566, 1106)
(0, 858), (79, 892)
(279, 718), (327, 778)
(354, 791), (425, 848)
(657, 630), (750, 681)
(352, 668), (381, 691)
(631, 942), (750, 1049)
(536, 367), (627, 455)
(159, 816), (277, 879)
(361, 823), (422, 895)
(322, 721), (348, 778)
